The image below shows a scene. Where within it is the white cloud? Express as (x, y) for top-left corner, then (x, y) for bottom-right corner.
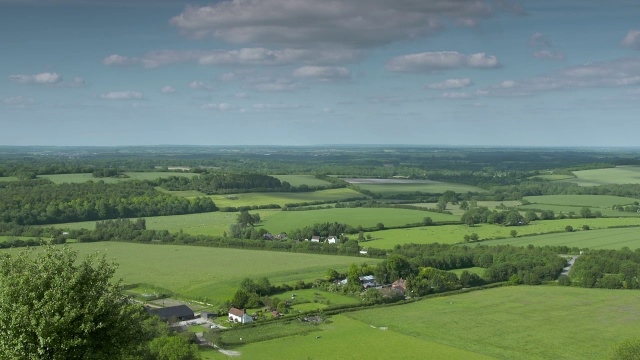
(189, 81), (215, 91)
(529, 32), (551, 47)
(292, 66), (351, 81)
(441, 91), (472, 99)
(3, 96), (35, 106)
(426, 78), (473, 89)
(252, 103), (300, 110)
(103, 54), (138, 66)
(385, 51), (500, 72)
(160, 86), (176, 93)
(479, 57), (640, 97)
(201, 102), (233, 111)
(100, 91), (144, 100)
(532, 50), (564, 60)
(249, 81), (303, 92)
(170, 0), (493, 48)
(621, 30), (640, 50)
(9, 72), (62, 85)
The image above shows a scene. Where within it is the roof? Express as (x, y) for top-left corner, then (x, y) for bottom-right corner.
(149, 305), (194, 320)
(229, 307), (246, 317)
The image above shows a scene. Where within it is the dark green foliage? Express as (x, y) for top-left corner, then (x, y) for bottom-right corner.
(609, 338), (640, 360)
(155, 173), (283, 194)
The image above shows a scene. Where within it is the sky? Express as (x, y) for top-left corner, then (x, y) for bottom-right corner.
(1, 0), (640, 147)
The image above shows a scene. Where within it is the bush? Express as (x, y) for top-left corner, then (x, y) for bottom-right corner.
(565, 225), (574, 232)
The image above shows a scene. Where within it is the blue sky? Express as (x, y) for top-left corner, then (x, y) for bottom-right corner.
(2, 0), (640, 146)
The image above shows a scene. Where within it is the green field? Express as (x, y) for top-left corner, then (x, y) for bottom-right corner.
(271, 175), (332, 187)
(345, 286), (640, 360)
(0, 176), (18, 182)
(263, 208), (460, 235)
(210, 188), (365, 208)
(155, 187), (207, 197)
(362, 217), (640, 249)
(479, 227), (640, 250)
(529, 174), (575, 181)
(449, 267), (486, 278)
(523, 194), (639, 208)
(232, 314), (494, 360)
(2, 242), (375, 305)
(411, 201), (522, 216)
(278, 289), (361, 312)
(346, 179), (486, 196)
(561, 166), (640, 186)
(37, 172), (198, 184)
(0, 236), (42, 243)
(517, 203), (640, 218)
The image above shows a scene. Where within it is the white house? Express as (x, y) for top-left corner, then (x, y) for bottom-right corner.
(228, 307), (253, 324)
(327, 236), (338, 244)
(310, 236), (321, 243)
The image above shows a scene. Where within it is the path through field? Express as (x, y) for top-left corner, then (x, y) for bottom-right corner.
(560, 255), (580, 276)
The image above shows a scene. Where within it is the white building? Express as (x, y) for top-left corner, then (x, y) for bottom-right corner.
(228, 307), (253, 324)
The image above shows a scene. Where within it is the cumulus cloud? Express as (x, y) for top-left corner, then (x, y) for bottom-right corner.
(441, 91), (472, 99)
(479, 57), (640, 97)
(292, 66), (351, 81)
(160, 86), (176, 93)
(249, 80), (304, 92)
(252, 103), (300, 110)
(529, 32), (551, 47)
(425, 78), (473, 89)
(100, 91), (144, 100)
(621, 30), (640, 50)
(385, 51), (500, 72)
(3, 96), (35, 106)
(189, 81), (215, 91)
(532, 50), (564, 60)
(201, 102), (233, 111)
(9, 72), (63, 85)
(170, 0), (493, 48)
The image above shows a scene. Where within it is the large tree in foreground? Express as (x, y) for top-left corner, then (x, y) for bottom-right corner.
(0, 246), (146, 360)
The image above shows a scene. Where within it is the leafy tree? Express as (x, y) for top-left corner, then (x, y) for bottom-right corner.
(459, 201), (469, 210)
(609, 338), (640, 360)
(582, 224), (590, 230)
(376, 222), (385, 230)
(558, 275), (572, 286)
(362, 288), (383, 305)
(0, 246), (146, 360)
(565, 225), (574, 232)
(510, 229), (518, 237)
(422, 217), (433, 226)
(148, 334), (201, 360)
(525, 210), (538, 222)
(580, 207), (592, 219)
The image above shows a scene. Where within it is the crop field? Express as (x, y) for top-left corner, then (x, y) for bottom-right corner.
(345, 286), (640, 360)
(37, 172), (197, 184)
(154, 187), (207, 198)
(517, 203), (640, 218)
(271, 175), (331, 187)
(231, 314), (494, 360)
(0, 176), (18, 182)
(362, 217), (640, 249)
(561, 166), (640, 186)
(263, 208), (460, 235)
(344, 178), (486, 196)
(529, 174), (575, 181)
(2, 242), (375, 305)
(210, 188), (365, 208)
(410, 201), (521, 216)
(522, 194), (639, 208)
(477, 227), (640, 250)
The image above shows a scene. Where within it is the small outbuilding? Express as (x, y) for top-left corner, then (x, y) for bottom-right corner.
(148, 305), (195, 322)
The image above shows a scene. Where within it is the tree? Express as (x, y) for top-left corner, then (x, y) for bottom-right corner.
(510, 229), (518, 237)
(580, 207), (592, 219)
(565, 225), (574, 232)
(148, 334), (201, 360)
(376, 222), (385, 230)
(0, 246), (146, 360)
(609, 338), (640, 360)
(422, 217), (433, 226)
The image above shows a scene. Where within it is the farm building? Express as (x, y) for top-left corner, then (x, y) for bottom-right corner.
(200, 311), (217, 320)
(148, 305), (194, 321)
(311, 236), (321, 243)
(229, 307), (254, 324)
(327, 236), (338, 244)
(391, 278), (407, 294)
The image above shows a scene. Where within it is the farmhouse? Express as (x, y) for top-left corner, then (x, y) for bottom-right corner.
(311, 236), (321, 243)
(228, 307), (254, 324)
(148, 304), (194, 321)
(391, 278), (407, 295)
(327, 236), (338, 244)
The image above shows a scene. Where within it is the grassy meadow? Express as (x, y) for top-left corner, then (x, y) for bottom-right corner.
(1, 242), (375, 305)
(271, 175), (331, 187)
(411, 200), (522, 216)
(37, 172), (198, 184)
(522, 194), (639, 208)
(561, 166), (640, 186)
(362, 217), (640, 249)
(345, 178), (486, 196)
(345, 286), (640, 360)
(209, 188), (365, 208)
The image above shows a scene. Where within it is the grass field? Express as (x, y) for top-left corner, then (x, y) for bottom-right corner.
(345, 178), (486, 196)
(362, 217), (640, 249)
(232, 314), (495, 360)
(345, 286), (640, 360)
(271, 175), (331, 187)
(522, 194), (639, 208)
(0, 236), (42, 243)
(1, 242), (375, 305)
(37, 172), (198, 184)
(478, 227), (640, 250)
(210, 188), (365, 208)
(529, 174), (575, 181)
(155, 187), (207, 197)
(0, 176), (18, 182)
(411, 201), (522, 216)
(517, 203), (640, 218)
(263, 208), (460, 235)
(561, 166), (640, 186)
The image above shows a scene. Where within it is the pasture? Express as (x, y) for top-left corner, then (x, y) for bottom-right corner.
(345, 286), (640, 360)
(478, 227), (640, 250)
(210, 188), (365, 208)
(517, 203), (640, 218)
(561, 166), (640, 186)
(411, 201), (521, 216)
(0, 176), (18, 182)
(271, 175), (331, 187)
(343, 178), (486, 195)
(232, 314), (494, 360)
(37, 172), (198, 184)
(263, 208), (460, 235)
(529, 174), (575, 181)
(1, 242), (374, 305)
(522, 194), (639, 208)
(362, 217), (640, 249)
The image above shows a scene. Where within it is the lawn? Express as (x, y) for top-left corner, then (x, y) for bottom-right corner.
(478, 227), (640, 250)
(561, 166), (640, 186)
(344, 178), (486, 196)
(232, 314), (494, 359)
(362, 217), (640, 249)
(345, 286), (640, 360)
(263, 208), (460, 235)
(1, 242), (375, 306)
(37, 172), (198, 184)
(210, 188), (365, 208)
(271, 175), (332, 187)
(277, 289), (361, 312)
(522, 194), (639, 208)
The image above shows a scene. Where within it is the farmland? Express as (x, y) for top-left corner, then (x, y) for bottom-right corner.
(1, 242), (375, 305)
(37, 171), (198, 184)
(271, 175), (332, 187)
(522, 194), (639, 208)
(209, 188), (364, 208)
(561, 166), (640, 186)
(344, 178), (486, 195)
